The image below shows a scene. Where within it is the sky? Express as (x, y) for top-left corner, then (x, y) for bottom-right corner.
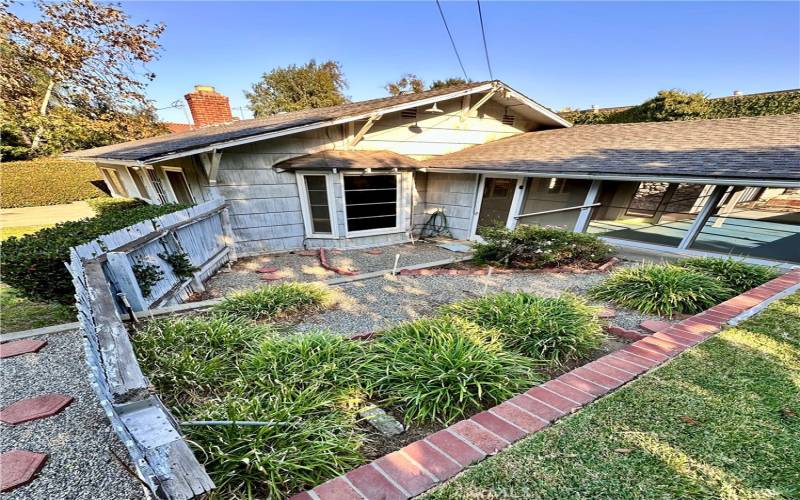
(16, 1), (800, 123)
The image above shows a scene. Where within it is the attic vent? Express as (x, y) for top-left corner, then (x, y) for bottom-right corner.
(502, 114), (515, 126)
(401, 108), (417, 119)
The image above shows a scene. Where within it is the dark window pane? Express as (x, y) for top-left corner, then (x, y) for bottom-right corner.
(304, 175), (332, 234)
(344, 175), (397, 231)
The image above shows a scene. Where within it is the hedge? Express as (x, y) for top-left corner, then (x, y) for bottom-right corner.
(0, 158), (109, 208)
(0, 200), (187, 304)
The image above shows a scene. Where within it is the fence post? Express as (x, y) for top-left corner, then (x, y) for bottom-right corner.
(220, 205), (238, 262)
(106, 252), (149, 311)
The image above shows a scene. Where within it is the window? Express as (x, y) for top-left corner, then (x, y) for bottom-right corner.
(163, 168), (195, 204)
(128, 167), (150, 201)
(101, 168), (128, 197)
(146, 168), (169, 204)
(343, 174), (399, 233)
(298, 174), (336, 237)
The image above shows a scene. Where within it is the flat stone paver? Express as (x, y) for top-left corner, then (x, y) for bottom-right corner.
(0, 339), (47, 359)
(0, 450), (48, 492)
(0, 394), (73, 425)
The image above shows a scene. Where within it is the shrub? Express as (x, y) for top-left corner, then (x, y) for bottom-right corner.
(0, 159), (108, 208)
(442, 292), (605, 364)
(185, 388), (364, 498)
(363, 316), (540, 424)
(473, 225), (613, 269)
(131, 315), (270, 406)
(0, 202), (186, 304)
(589, 264), (734, 317)
(213, 282), (333, 321)
(86, 197), (146, 216)
(676, 257), (779, 295)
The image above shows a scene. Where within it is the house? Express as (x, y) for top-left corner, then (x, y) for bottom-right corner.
(65, 81), (800, 264)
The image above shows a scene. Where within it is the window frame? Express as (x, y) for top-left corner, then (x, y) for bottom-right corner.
(340, 171), (404, 238)
(160, 166), (196, 204)
(127, 166), (153, 202)
(100, 167), (129, 198)
(296, 171), (339, 238)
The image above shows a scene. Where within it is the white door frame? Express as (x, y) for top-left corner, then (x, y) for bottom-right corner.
(469, 174), (526, 240)
(161, 166), (196, 204)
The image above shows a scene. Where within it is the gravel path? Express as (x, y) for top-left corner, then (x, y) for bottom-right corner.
(1, 330), (144, 500)
(202, 241), (465, 298)
(294, 261), (666, 335)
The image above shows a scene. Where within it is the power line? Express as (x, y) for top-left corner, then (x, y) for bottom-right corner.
(435, 0), (470, 82)
(476, 0), (494, 81)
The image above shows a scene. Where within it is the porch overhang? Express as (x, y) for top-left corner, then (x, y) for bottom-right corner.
(276, 150), (422, 172)
(424, 167), (800, 188)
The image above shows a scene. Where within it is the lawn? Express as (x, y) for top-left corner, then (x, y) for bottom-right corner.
(0, 284), (75, 333)
(0, 224), (53, 241)
(426, 292), (800, 499)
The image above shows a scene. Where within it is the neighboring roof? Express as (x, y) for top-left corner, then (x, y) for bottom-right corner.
(65, 81), (568, 164)
(277, 150), (420, 171)
(562, 88), (800, 115)
(163, 122), (194, 134)
(426, 114), (800, 182)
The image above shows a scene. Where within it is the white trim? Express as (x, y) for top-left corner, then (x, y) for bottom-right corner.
(99, 166), (128, 198)
(126, 166), (154, 203)
(424, 168), (800, 189)
(573, 180), (603, 232)
(500, 83), (573, 128)
(160, 166), (196, 204)
(296, 171), (339, 238)
(677, 185), (728, 249)
(340, 171), (404, 238)
(469, 174), (526, 239)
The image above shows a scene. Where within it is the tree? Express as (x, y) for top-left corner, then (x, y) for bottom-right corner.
(245, 60), (349, 117)
(429, 78), (468, 90)
(1, 0), (166, 159)
(385, 74), (425, 96)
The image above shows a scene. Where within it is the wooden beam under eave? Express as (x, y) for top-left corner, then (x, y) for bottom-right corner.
(199, 150), (222, 185)
(467, 89), (498, 117)
(460, 94), (472, 122)
(350, 114), (382, 147)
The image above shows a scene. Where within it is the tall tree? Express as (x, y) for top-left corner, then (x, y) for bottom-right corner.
(385, 74), (425, 96)
(246, 60), (349, 117)
(1, 0), (166, 159)
(429, 78), (468, 90)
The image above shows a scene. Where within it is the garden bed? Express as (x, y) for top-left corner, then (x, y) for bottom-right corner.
(198, 241), (467, 298)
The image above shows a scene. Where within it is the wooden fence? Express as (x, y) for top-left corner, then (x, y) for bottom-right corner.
(66, 200), (233, 499)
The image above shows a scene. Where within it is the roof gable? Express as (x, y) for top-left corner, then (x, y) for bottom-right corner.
(65, 81), (569, 164)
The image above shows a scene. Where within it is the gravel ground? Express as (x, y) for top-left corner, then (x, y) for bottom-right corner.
(0, 330), (144, 500)
(201, 241), (466, 298)
(293, 260), (667, 335)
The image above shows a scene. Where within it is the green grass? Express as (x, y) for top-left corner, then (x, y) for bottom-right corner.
(426, 292), (800, 499)
(590, 264), (734, 317)
(441, 292), (605, 364)
(0, 283), (75, 333)
(213, 282), (333, 321)
(362, 316), (541, 425)
(0, 224), (53, 241)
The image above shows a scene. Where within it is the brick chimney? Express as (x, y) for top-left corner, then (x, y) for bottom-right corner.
(184, 85), (233, 127)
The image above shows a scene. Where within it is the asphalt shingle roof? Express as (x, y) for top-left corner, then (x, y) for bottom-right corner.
(276, 150), (420, 170)
(425, 114), (800, 181)
(65, 81), (496, 162)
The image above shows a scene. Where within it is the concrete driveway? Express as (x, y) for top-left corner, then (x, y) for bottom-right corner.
(0, 201), (95, 228)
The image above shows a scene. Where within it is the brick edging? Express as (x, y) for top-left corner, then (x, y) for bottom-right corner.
(293, 269), (800, 500)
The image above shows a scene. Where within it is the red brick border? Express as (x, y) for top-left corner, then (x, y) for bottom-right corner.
(293, 269), (800, 500)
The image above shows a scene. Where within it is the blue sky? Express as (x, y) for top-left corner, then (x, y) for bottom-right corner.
(18, 1), (800, 122)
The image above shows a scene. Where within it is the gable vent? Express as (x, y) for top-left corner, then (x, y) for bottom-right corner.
(401, 108), (418, 119)
(502, 114), (515, 126)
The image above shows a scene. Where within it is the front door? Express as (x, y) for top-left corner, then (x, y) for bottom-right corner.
(472, 176), (524, 237)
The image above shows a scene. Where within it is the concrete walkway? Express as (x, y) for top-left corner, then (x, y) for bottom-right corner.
(0, 201), (94, 228)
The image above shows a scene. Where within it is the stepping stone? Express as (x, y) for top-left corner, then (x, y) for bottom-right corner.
(0, 339), (47, 359)
(365, 248), (383, 255)
(297, 250), (318, 257)
(604, 325), (647, 341)
(0, 450), (47, 492)
(358, 404), (404, 436)
(255, 266), (279, 274)
(597, 308), (617, 319)
(640, 319), (672, 333)
(0, 394), (73, 425)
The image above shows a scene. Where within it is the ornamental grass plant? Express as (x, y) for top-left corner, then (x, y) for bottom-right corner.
(441, 292), (605, 364)
(676, 257), (779, 295)
(213, 282), (333, 321)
